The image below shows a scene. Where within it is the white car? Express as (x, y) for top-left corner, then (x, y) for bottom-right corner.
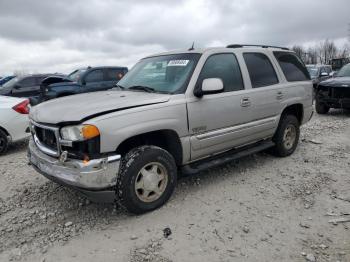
(0, 96), (31, 154)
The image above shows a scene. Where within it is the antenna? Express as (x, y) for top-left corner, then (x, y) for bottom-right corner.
(188, 42), (195, 51)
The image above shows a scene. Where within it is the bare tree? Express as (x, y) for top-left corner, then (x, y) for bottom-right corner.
(318, 39), (338, 64)
(291, 45), (306, 61)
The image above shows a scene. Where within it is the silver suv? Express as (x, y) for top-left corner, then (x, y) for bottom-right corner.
(28, 44), (313, 214)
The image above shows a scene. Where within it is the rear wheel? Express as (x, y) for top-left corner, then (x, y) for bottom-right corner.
(271, 115), (300, 157)
(315, 97), (330, 114)
(0, 129), (9, 155)
(116, 146), (177, 214)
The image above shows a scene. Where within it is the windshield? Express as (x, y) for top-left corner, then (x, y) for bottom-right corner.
(337, 64), (350, 77)
(67, 69), (87, 82)
(307, 66), (319, 78)
(0, 76), (19, 89)
(118, 53), (201, 94)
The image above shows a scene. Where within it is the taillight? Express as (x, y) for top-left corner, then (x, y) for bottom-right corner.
(12, 99), (30, 114)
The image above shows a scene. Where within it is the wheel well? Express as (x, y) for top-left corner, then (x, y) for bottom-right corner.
(116, 130), (183, 165)
(281, 104), (303, 124)
(0, 126), (10, 136)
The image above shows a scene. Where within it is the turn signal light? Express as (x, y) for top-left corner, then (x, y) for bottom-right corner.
(81, 125), (100, 140)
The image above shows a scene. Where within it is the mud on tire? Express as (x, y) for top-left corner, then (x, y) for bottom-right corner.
(116, 145), (177, 214)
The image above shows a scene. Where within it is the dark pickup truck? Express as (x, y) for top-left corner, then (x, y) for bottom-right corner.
(315, 63), (350, 114)
(33, 66), (128, 104)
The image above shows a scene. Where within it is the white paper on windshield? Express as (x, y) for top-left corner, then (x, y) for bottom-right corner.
(167, 60), (189, 66)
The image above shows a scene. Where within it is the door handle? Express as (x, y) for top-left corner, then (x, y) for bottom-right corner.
(240, 97), (251, 107)
(276, 91), (284, 100)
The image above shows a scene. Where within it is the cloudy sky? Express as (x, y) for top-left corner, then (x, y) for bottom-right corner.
(0, 0), (349, 75)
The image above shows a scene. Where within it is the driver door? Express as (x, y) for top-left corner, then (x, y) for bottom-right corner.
(187, 53), (253, 160)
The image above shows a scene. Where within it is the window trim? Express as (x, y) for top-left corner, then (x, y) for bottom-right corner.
(243, 52), (280, 89)
(195, 52), (245, 94)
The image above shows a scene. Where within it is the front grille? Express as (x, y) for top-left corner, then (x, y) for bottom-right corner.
(31, 121), (60, 157)
(35, 127), (58, 151)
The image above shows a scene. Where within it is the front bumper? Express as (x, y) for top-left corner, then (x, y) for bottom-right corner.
(28, 139), (120, 202)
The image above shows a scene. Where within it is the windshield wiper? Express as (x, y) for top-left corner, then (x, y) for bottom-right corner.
(115, 84), (126, 90)
(127, 85), (156, 93)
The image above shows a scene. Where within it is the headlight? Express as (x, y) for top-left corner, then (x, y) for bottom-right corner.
(60, 125), (100, 141)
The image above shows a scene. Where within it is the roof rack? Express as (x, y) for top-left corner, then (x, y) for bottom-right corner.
(226, 44), (289, 50)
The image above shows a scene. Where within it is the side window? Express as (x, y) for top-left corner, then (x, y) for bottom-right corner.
(105, 68), (125, 81)
(36, 76), (46, 85)
(243, 53), (279, 88)
(85, 70), (104, 83)
(273, 52), (310, 81)
(19, 77), (36, 87)
(198, 53), (244, 92)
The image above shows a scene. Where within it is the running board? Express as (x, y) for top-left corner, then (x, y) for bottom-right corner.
(181, 140), (275, 175)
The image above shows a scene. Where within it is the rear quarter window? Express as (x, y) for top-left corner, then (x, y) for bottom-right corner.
(273, 52), (310, 81)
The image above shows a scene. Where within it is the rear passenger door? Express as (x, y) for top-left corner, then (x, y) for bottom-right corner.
(241, 52), (285, 133)
(83, 69), (105, 92)
(104, 68), (126, 89)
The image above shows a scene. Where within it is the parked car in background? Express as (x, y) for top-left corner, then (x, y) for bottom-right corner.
(330, 57), (350, 72)
(28, 45), (313, 214)
(306, 64), (332, 88)
(315, 63), (350, 114)
(0, 96), (31, 154)
(0, 74), (59, 98)
(0, 75), (16, 86)
(31, 66), (128, 105)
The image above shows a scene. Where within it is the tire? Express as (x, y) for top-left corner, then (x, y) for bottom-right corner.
(0, 129), (9, 155)
(315, 97), (330, 114)
(271, 115), (300, 157)
(116, 146), (177, 214)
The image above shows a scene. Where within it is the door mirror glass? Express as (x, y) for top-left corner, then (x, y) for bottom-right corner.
(202, 78), (224, 94)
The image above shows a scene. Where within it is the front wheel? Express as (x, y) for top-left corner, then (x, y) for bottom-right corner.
(0, 129), (9, 155)
(116, 146), (177, 214)
(271, 115), (300, 157)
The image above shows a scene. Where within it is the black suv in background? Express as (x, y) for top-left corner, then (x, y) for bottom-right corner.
(0, 74), (60, 97)
(34, 66), (128, 104)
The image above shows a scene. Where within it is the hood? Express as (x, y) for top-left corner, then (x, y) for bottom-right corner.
(320, 77), (350, 87)
(30, 90), (170, 124)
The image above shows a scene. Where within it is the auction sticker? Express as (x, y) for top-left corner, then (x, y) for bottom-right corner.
(168, 60), (189, 66)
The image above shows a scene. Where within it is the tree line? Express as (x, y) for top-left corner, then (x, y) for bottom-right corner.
(291, 39), (349, 65)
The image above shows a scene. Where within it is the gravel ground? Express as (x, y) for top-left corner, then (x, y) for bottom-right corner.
(0, 110), (349, 262)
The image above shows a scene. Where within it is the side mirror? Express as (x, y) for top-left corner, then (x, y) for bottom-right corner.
(13, 84), (21, 89)
(320, 72), (329, 77)
(81, 79), (86, 85)
(194, 78), (224, 97)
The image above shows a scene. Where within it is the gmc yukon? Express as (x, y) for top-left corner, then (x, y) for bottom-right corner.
(28, 45), (313, 214)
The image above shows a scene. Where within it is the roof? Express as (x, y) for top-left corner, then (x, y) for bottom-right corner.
(144, 45), (292, 58)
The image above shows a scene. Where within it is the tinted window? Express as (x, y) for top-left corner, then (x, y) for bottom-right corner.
(243, 53), (279, 88)
(19, 77), (36, 87)
(198, 53), (244, 92)
(105, 68), (125, 81)
(273, 52), (310, 81)
(85, 70), (104, 83)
